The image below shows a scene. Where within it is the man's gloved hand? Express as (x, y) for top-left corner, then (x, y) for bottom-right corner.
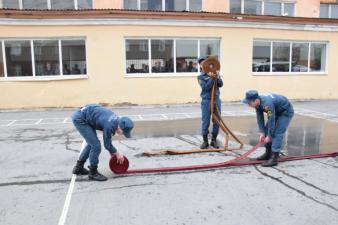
(111, 152), (125, 164)
(208, 72), (218, 80)
(264, 136), (272, 144)
(259, 133), (265, 143)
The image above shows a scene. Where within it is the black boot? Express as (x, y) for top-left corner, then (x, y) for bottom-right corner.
(200, 134), (209, 149)
(262, 152), (279, 167)
(257, 146), (272, 161)
(72, 160), (89, 175)
(88, 166), (108, 181)
(210, 134), (220, 149)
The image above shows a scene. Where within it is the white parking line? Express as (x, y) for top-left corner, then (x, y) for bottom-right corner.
(233, 131), (248, 137)
(35, 119), (43, 125)
(224, 111), (235, 116)
(184, 113), (191, 118)
(12, 119), (41, 126)
(6, 120), (16, 126)
(2, 108), (338, 128)
(57, 174), (77, 225)
(161, 114), (168, 119)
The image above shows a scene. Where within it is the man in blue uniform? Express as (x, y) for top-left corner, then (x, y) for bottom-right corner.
(72, 104), (134, 181)
(197, 57), (223, 149)
(242, 90), (294, 167)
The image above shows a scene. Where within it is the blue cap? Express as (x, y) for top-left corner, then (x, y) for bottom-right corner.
(197, 57), (206, 64)
(119, 117), (134, 138)
(242, 90), (259, 104)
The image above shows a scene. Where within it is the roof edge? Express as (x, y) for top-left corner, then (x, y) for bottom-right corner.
(0, 9), (337, 26)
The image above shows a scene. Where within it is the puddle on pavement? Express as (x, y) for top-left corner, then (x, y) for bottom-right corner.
(128, 115), (338, 156)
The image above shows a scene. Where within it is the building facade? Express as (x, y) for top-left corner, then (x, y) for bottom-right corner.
(0, 0), (337, 108)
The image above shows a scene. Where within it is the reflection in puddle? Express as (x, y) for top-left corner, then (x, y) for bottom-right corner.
(131, 116), (338, 156)
(287, 124), (323, 156)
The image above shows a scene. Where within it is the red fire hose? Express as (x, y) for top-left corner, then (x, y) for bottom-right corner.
(122, 143), (338, 174)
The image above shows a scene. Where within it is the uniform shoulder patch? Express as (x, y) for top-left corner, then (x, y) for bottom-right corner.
(264, 106), (273, 117)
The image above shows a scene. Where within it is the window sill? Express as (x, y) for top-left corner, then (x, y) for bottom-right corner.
(124, 73), (198, 78)
(0, 75), (88, 82)
(252, 72), (328, 76)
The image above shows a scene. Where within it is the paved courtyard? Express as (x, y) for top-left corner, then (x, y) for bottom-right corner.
(0, 100), (338, 225)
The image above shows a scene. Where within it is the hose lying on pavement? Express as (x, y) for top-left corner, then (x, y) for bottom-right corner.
(124, 142), (337, 174)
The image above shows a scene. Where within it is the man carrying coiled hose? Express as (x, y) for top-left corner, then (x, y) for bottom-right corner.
(197, 57), (223, 149)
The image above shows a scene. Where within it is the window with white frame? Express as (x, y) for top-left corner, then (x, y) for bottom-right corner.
(0, 0), (92, 10)
(5, 40), (33, 77)
(51, 0), (74, 9)
(22, 0), (47, 9)
(124, 0), (138, 10)
(200, 40), (220, 58)
(230, 0), (241, 13)
(124, 0), (202, 11)
(252, 40), (327, 74)
(125, 38), (220, 75)
(140, 0), (162, 10)
(189, 0), (202, 11)
(291, 43), (308, 72)
(244, 0), (262, 15)
(320, 4), (338, 19)
(320, 4), (329, 18)
(34, 40), (60, 76)
(0, 39), (87, 78)
(62, 40), (87, 75)
(264, 1), (281, 16)
(310, 43), (327, 72)
(125, 39), (149, 73)
(1, 0), (20, 8)
(166, 0), (186, 11)
(272, 42), (290, 72)
(176, 40), (198, 72)
(230, 0), (295, 17)
(78, 0), (92, 9)
(283, 2), (294, 16)
(151, 39), (174, 73)
(0, 42), (4, 77)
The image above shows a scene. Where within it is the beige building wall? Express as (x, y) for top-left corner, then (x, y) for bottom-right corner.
(94, 0), (122, 9)
(320, 0), (337, 3)
(203, 0), (229, 13)
(0, 24), (337, 109)
(296, 0), (321, 18)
